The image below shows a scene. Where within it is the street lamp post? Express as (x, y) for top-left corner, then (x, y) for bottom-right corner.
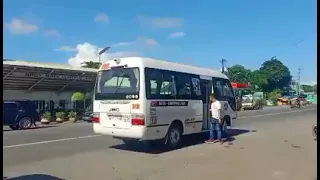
(80, 46), (110, 68)
(98, 46), (110, 64)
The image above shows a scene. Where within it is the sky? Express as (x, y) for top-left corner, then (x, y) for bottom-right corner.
(3, 0), (317, 85)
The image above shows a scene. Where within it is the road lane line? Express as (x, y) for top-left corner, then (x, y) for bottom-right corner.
(3, 107), (317, 149)
(3, 134), (102, 149)
(238, 108), (317, 119)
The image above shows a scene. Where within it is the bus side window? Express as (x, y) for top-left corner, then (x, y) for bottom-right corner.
(212, 78), (225, 101)
(160, 80), (175, 95)
(145, 68), (177, 99)
(175, 73), (191, 99)
(224, 79), (236, 111)
(214, 78), (236, 111)
(150, 80), (158, 94)
(191, 77), (201, 98)
(222, 80), (235, 98)
(161, 73), (177, 97)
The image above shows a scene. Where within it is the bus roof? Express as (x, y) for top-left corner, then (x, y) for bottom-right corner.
(101, 57), (229, 79)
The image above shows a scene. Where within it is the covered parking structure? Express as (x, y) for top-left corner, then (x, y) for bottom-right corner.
(3, 59), (98, 112)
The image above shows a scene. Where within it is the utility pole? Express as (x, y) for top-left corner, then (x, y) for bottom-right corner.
(297, 68), (302, 95)
(220, 58), (227, 73)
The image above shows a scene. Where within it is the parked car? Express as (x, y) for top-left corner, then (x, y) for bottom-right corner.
(82, 110), (93, 122)
(3, 101), (40, 130)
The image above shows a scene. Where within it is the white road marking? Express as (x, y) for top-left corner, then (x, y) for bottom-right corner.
(3, 134), (102, 149)
(238, 108), (316, 119)
(3, 107), (317, 149)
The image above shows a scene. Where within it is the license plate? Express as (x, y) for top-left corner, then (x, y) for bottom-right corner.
(108, 115), (131, 122)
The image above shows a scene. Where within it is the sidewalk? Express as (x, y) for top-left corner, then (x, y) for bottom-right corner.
(3, 120), (86, 131)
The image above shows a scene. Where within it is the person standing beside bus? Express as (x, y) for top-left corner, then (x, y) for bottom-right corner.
(206, 93), (222, 144)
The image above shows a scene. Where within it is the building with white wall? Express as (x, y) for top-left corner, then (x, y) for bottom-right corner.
(3, 59), (98, 112)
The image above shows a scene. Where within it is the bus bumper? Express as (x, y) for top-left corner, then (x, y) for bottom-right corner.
(93, 123), (147, 139)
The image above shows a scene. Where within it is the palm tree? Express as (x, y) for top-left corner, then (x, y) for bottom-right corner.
(81, 61), (101, 69)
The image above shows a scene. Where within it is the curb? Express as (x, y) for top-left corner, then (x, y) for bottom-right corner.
(37, 120), (86, 126)
(3, 120), (87, 131)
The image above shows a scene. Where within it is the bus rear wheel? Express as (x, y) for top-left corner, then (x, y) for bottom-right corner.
(166, 123), (183, 150)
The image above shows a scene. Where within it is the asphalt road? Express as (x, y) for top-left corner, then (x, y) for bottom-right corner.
(3, 105), (313, 147)
(3, 105), (317, 179)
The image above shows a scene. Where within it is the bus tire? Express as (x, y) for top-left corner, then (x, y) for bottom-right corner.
(166, 122), (183, 150)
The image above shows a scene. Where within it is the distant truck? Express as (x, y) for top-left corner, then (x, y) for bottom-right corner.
(241, 94), (263, 110)
(232, 82), (263, 111)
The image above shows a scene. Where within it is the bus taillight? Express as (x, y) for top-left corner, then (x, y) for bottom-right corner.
(131, 114), (145, 126)
(93, 113), (100, 123)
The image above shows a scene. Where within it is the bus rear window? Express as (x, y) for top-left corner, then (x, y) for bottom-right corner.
(95, 67), (140, 100)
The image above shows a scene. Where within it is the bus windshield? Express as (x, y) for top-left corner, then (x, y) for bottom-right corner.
(95, 67), (140, 100)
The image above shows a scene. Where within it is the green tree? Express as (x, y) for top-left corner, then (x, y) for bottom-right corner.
(259, 56), (291, 91)
(71, 92), (85, 112)
(71, 92), (85, 101)
(225, 65), (252, 82)
(81, 61), (101, 69)
(250, 70), (268, 91)
(301, 84), (315, 92)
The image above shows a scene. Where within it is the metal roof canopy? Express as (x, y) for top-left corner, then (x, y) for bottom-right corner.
(3, 60), (98, 92)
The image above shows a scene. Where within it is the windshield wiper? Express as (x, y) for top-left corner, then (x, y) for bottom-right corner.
(114, 76), (125, 94)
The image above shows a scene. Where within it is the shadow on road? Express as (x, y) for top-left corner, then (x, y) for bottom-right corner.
(110, 128), (254, 154)
(3, 174), (64, 180)
(3, 125), (58, 132)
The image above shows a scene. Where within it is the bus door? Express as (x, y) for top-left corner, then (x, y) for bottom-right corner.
(200, 79), (212, 130)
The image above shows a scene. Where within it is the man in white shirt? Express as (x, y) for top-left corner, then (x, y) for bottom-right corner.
(205, 93), (223, 143)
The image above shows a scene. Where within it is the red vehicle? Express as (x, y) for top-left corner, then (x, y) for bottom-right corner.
(231, 82), (250, 89)
(232, 82), (252, 111)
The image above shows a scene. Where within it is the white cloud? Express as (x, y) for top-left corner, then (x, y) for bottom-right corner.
(44, 29), (60, 37)
(94, 13), (109, 23)
(67, 42), (141, 67)
(56, 46), (76, 52)
(136, 16), (184, 29)
(5, 18), (38, 35)
(114, 37), (158, 47)
(168, 31), (186, 39)
(144, 38), (159, 46)
(113, 41), (135, 47)
(136, 37), (159, 47)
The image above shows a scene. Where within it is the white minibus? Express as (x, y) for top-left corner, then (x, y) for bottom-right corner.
(93, 57), (237, 149)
